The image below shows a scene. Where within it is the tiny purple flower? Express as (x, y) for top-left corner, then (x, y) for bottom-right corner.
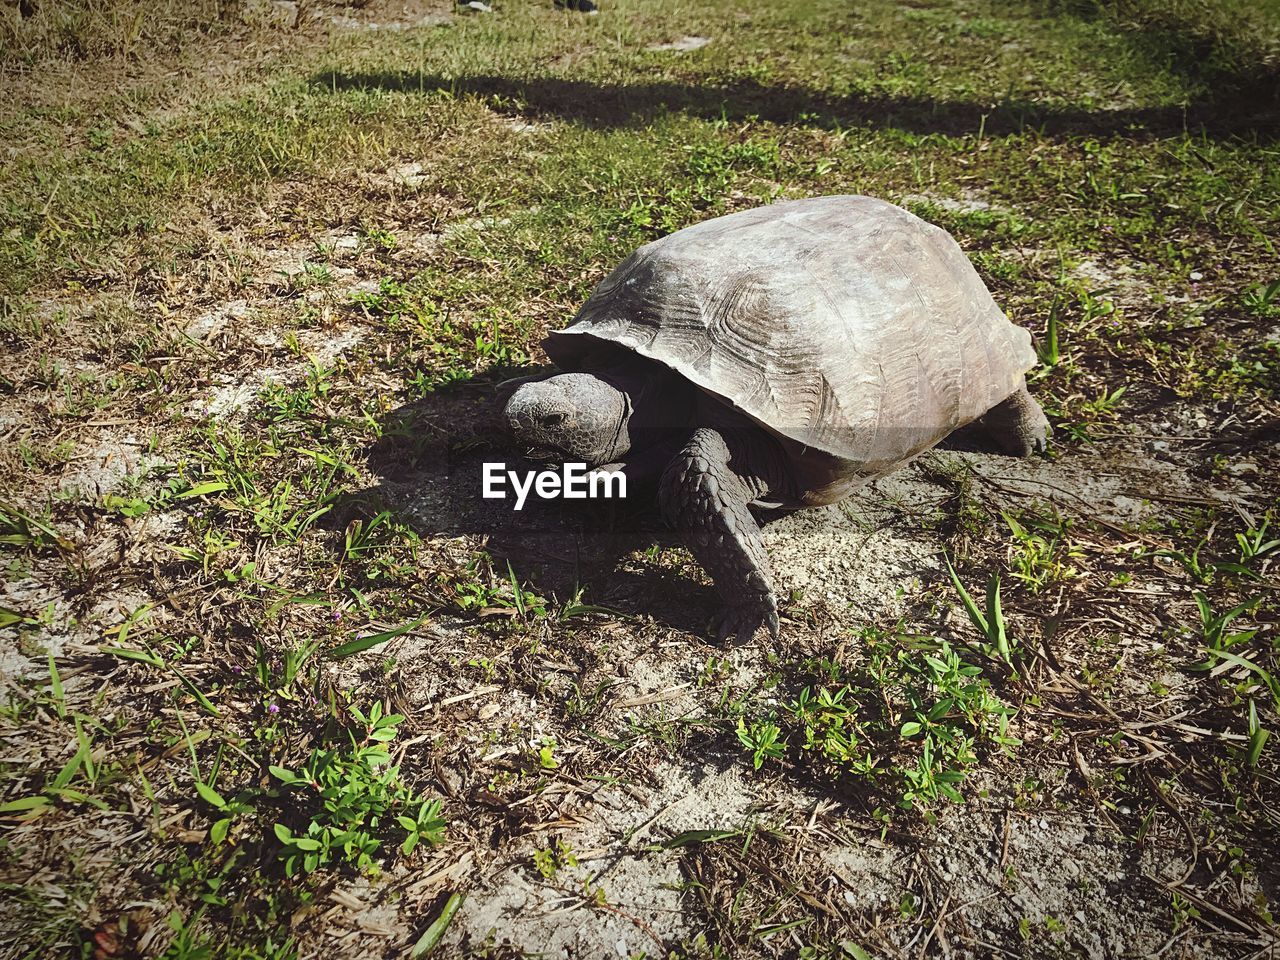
(231, 665), (243, 675)
(268, 703), (280, 715)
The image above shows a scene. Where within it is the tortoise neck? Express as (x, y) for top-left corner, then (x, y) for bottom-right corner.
(604, 366), (687, 452)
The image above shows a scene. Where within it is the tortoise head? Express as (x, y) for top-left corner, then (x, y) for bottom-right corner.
(503, 373), (632, 466)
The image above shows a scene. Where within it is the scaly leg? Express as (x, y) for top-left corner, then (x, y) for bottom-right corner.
(659, 428), (780, 644)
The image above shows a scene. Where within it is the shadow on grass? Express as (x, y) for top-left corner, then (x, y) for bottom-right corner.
(308, 70), (1279, 140)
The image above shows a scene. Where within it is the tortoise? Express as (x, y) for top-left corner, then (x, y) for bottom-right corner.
(501, 195), (1049, 643)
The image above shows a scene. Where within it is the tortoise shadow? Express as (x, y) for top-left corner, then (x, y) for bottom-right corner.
(356, 377), (720, 637)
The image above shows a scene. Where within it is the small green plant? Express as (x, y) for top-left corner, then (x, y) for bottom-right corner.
(788, 685), (872, 772)
(270, 703), (446, 876)
(254, 639), (321, 702)
(532, 839), (578, 880)
(1146, 538), (1217, 584)
(1241, 279), (1280, 318)
(294, 261), (333, 289)
(507, 561), (547, 619)
(1245, 700), (1270, 767)
(1189, 592), (1279, 711)
(1171, 890), (1201, 932)
(1037, 297), (1062, 368)
(891, 641), (1017, 808)
(1235, 514), (1279, 567)
(446, 556), (507, 612)
(1193, 592), (1260, 657)
(194, 779), (257, 847)
(352, 278), (410, 316)
(945, 557), (1016, 665)
(738, 627), (1018, 811)
(0, 502), (69, 551)
(736, 716), (787, 770)
(1077, 383), (1127, 420)
(696, 655), (733, 688)
(1003, 512), (1082, 592)
(338, 509), (421, 583)
(535, 737), (559, 770)
(361, 227), (399, 252)
(258, 357), (334, 424)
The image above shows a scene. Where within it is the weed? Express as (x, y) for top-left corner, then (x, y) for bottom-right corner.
(1036, 297), (1063, 368)
(194, 779), (257, 848)
(1241, 279), (1280, 318)
(1170, 890), (1202, 932)
(736, 627), (1019, 811)
(1245, 700), (1270, 767)
(1003, 512), (1083, 592)
(533, 839), (578, 880)
(0, 502), (69, 551)
(339, 509), (422, 583)
(1234, 513), (1279, 569)
(736, 716), (787, 770)
(534, 736), (560, 770)
(1145, 538), (1219, 584)
(945, 557), (1017, 666)
(254, 639), (321, 702)
(788, 685), (873, 773)
(1192, 592), (1260, 658)
(258, 358), (336, 425)
(269, 702), (446, 875)
(508, 560), (548, 619)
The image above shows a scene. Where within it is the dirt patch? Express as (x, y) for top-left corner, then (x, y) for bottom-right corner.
(647, 36), (713, 53)
(903, 190), (1009, 215)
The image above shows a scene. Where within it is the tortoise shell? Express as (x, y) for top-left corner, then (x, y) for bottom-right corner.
(544, 195), (1036, 473)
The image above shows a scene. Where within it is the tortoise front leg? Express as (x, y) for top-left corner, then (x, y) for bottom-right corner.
(659, 428), (780, 644)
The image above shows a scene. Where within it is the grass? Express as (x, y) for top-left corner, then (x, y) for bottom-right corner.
(0, 0), (241, 67)
(1, 0), (1279, 956)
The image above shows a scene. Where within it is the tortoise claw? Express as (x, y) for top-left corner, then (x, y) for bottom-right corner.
(715, 595), (780, 645)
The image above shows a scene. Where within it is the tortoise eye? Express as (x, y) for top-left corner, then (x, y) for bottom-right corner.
(542, 412), (567, 427)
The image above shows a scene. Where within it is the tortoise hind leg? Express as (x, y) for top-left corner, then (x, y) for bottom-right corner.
(659, 428), (780, 645)
(978, 382), (1051, 457)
